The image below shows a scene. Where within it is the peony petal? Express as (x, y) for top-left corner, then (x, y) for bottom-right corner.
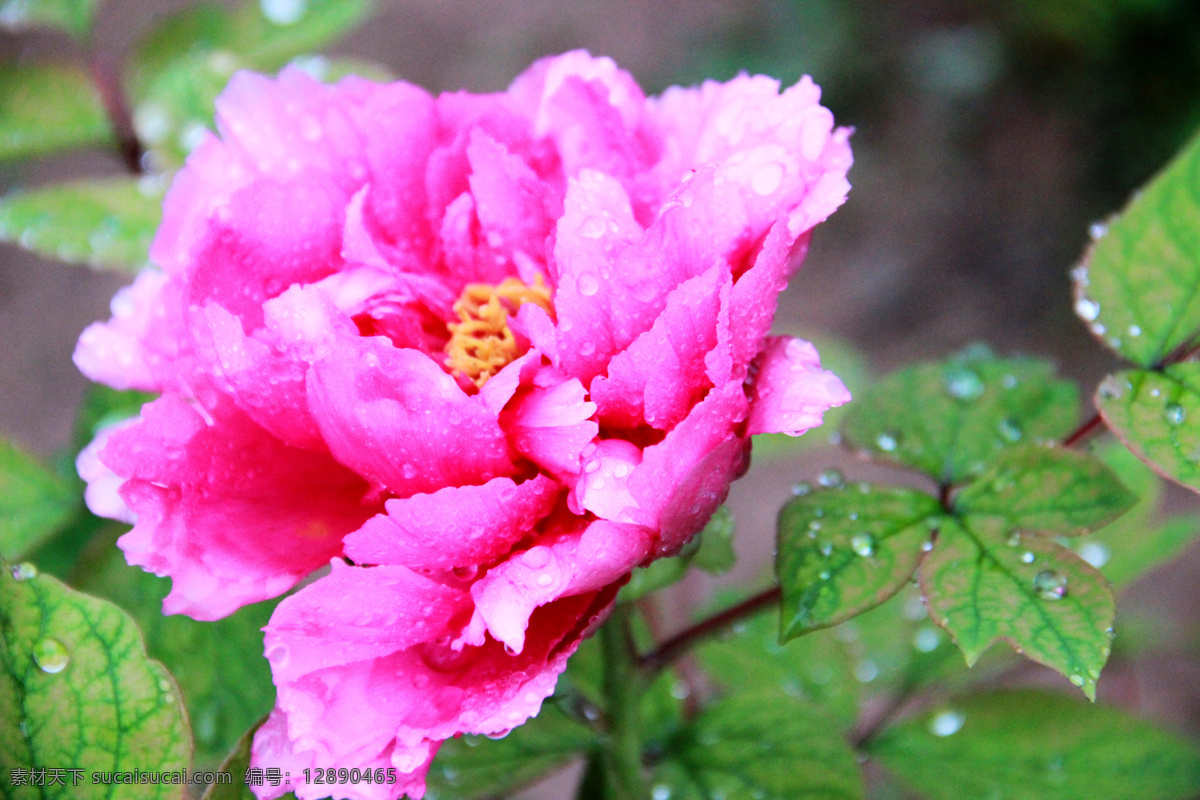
(343, 475), (561, 570)
(500, 376), (598, 478)
(746, 336), (851, 436)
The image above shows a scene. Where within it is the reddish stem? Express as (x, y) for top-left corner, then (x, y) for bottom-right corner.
(89, 57), (144, 175)
(1062, 413), (1103, 448)
(637, 585), (781, 674)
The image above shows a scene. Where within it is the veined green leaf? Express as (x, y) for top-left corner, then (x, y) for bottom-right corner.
(777, 485), (939, 639)
(0, 440), (77, 561)
(73, 531), (279, 770)
(653, 690), (862, 800)
(842, 351), (1079, 484)
(0, 178), (163, 271)
(1097, 364), (1200, 493)
(870, 691), (1200, 800)
(954, 446), (1136, 534)
(0, 0), (98, 38)
(1074, 129), (1200, 367)
(0, 64), (111, 161)
(0, 563), (191, 797)
(919, 517), (1114, 699)
(424, 704), (594, 800)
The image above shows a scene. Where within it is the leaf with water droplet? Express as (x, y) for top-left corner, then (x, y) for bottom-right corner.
(72, 526), (278, 769)
(424, 703), (594, 800)
(653, 691), (863, 800)
(1097, 365), (1200, 495)
(0, 438), (78, 561)
(0, 0), (100, 37)
(953, 446), (1136, 535)
(842, 353), (1078, 484)
(0, 561), (191, 794)
(869, 690), (1200, 800)
(919, 517), (1114, 699)
(0, 63), (111, 161)
(1074, 129), (1200, 368)
(0, 178), (163, 272)
(777, 487), (941, 639)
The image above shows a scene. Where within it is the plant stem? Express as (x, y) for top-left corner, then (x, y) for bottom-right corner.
(88, 56), (144, 175)
(637, 585), (782, 674)
(599, 606), (648, 800)
(1062, 412), (1103, 448)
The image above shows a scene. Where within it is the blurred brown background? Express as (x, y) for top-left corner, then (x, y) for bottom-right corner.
(4, 0), (1200, 778)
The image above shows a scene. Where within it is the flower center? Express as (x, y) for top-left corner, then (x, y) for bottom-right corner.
(445, 275), (553, 386)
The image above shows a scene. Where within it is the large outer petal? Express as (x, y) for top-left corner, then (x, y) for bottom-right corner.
(101, 395), (377, 619)
(747, 336), (851, 436)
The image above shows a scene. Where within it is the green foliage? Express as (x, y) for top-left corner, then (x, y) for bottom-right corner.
(920, 518), (1114, 699)
(621, 506), (735, 601)
(1097, 365), (1200, 493)
(842, 351), (1079, 484)
(0, 564), (191, 797)
(0, 178), (163, 271)
(870, 691), (1200, 800)
(127, 0), (375, 168)
(953, 446), (1136, 533)
(72, 529), (279, 769)
(652, 690), (863, 800)
(201, 718), (296, 800)
(1074, 130), (1200, 368)
(776, 485), (938, 637)
(0, 440), (78, 561)
(424, 705), (594, 800)
(0, 0), (99, 39)
(0, 64), (111, 161)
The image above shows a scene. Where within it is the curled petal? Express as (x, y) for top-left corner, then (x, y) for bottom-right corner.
(746, 336), (851, 436)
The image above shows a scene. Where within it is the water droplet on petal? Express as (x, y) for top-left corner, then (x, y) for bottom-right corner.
(929, 709), (965, 736)
(32, 638), (69, 674)
(1033, 570), (1068, 600)
(577, 273), (600, 296)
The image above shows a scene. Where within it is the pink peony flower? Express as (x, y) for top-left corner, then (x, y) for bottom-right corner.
(75, 51), (852, 799)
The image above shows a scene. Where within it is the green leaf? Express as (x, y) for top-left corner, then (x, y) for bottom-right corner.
(1096, 364), (1200, 493)
(1074, 129), (1200, 368)
(424, 704), (594, 800)
(621, 556), (689, 602)
(691, 505), (735, 574)
(128, 0), (373, 169)
(777, 485), (939, 639)
(0, 563), (192, 796)
(870, 691), (1200, 800)
(842, 351), (1080, 484)
(0, 178), (163, 271)
(201, 718), (298, 800)
(954, 446), (1136, 534)
(919, 517), (1114, 699)
(72, 531), (279, 770)
(653, 690), (863, 800)
(0, 0), (98, 38)
(0, 440), (78, 561)
(1072, 442), (1200, 589)
(0, 64), (111, 161)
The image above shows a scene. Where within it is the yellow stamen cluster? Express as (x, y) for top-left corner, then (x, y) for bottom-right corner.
(445, 275), (554, 387)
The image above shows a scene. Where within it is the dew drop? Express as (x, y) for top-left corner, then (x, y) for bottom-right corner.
(1088, 221), (1108, 240)
(18, 719), (29, 737)
(913, 626), (941, 652)
(850, 533), (876, 557)
(816, 469), (845, 489)
(819, 542), (834, 557)
(1128, 324), (1142, 337)
(1006, 531), (1022, 548)
(32, 637), (69, 674)
(1068, 674), (1085, 687)
(1021, 551), (1036, 564)
(10, 562), (37, 580)
(1074, 297), (1100, 321)
(944, 366), (985, 400)
(791, 482), (812, 496)
(577, 273), (600, 296)
(875, 432), (899, 452)
(929, 709), (965, 737)
(854, 659), (878, 683)
(998, 418), (1023, 443)
(1166, 403), (1186, 426)
(1033, 570), (1068, 600)
(1077, 541), (1110, 569)
(261, 0), (306, 25)
(402, 463), (417, 480)
(1097, 376), (1125, 401)
(818, 569), (831, 580)
(1001, 373), (1019, 390)
(652, 786), (672, 800)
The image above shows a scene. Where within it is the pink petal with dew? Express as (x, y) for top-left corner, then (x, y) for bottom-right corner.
(746, 336), (851, 436)
(343, 474), (561, 570)
(252, 710), (424, 800)
(467, 128), (556, 268)
(103, 395), (376, 619)
(467, 519), (654, 652)
(307, 336), (516, 497)
(74, 269), (181, 393)
(500, 376), (598, 478)
(76, 422), (137, 524)
(591, 262), (731, 430)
